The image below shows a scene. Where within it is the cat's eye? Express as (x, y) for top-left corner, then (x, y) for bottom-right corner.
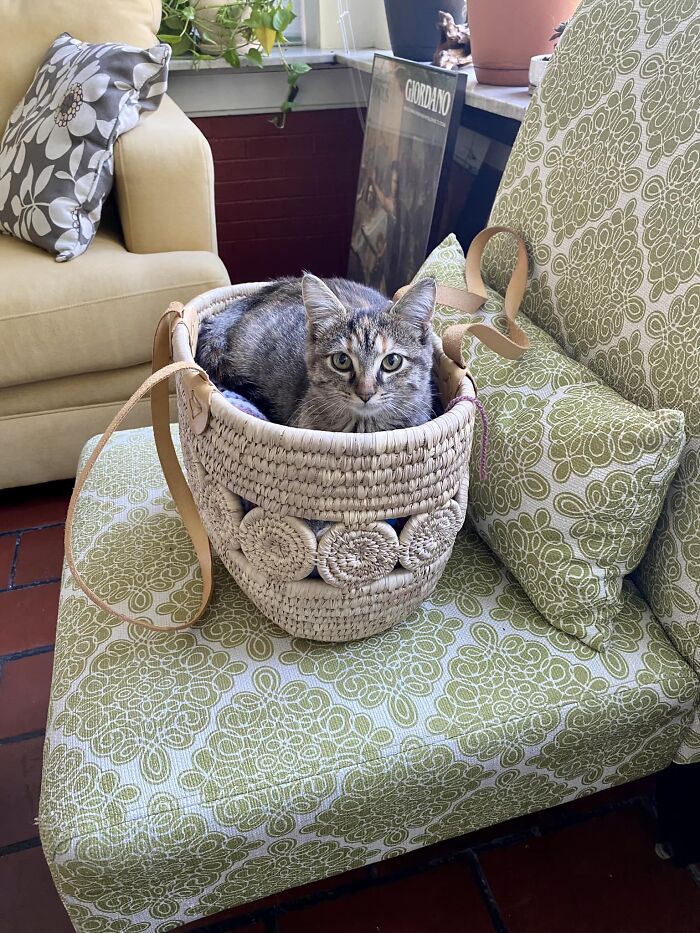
(381, 353), (403, 372)
(330, 352), (353, 372)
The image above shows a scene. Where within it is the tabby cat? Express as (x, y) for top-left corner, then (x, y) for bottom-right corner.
(195, 274), (437, 432)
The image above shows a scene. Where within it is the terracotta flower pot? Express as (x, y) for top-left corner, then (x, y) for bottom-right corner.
(468, 0), (579, 86)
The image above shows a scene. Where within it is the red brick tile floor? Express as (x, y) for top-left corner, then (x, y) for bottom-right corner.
(2, 481), (700, 933)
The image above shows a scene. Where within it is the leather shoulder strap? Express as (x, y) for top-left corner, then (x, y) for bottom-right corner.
(435, 226), (530, 366)
(64, 305), (214, 632)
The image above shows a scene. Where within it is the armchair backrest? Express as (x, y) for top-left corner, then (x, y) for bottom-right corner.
(484, 0), (700, 686)
(0, 0), (160, 132)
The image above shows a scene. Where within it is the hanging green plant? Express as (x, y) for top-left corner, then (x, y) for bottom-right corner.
(159, 1), (310, 125)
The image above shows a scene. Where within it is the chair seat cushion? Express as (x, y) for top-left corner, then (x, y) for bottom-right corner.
(39, 427), (700, 933)
(0, 224), (228, 389)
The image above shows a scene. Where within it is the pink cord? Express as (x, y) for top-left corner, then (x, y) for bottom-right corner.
(446, 395), (490, 481)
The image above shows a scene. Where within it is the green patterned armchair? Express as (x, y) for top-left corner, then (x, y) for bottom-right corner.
(483, 0), (700, 762)
(40, 0), (700, 929)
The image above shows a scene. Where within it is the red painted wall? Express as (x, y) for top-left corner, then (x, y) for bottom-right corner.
(192, 110), (365, 283)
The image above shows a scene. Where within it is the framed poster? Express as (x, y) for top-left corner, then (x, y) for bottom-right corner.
(348, 54), (467, 296)
(441, 105), (519, 252)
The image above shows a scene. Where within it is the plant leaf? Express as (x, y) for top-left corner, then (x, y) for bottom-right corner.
(254, 25), (276, 53)
(32, 208), (51, 236)
(246, 47), (263, 67)
(69, 141), (85, 177)
(224, 47), (241, 68)
(35, 164), (54, 195)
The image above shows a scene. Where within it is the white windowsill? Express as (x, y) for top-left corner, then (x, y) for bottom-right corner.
(167, 47), (369, 117)
(335, 50), (530, 123)
(167, 48), (530, 123)
(168, 46), (338, 71)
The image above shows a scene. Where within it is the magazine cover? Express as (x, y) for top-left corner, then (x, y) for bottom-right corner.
(348, 55), (467, 296)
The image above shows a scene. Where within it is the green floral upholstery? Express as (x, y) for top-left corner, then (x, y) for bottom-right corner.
(416, 236), (685, 651)
(482, 0), (700, 760)
(40, 1), (700, 926)
(40, 428), (699, 931)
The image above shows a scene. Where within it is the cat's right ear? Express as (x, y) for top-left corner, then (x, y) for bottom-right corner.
(302, 273), (348, 336)
(391, 277), (436, 334)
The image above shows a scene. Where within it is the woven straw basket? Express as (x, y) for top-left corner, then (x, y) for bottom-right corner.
(65, 227), (528, 643)
(168, 283), (477, 642)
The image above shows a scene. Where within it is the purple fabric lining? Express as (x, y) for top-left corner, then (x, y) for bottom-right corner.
(216, 387), (268, 421)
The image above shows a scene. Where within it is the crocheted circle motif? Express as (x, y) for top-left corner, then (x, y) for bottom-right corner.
(239, 508), (317, 581)
(398, 500), (463, 570)
(199, 476), (245, 555)
(317, 522), (400, 588)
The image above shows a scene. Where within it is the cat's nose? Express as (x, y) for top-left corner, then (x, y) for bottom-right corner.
(356, 388), (376, 403)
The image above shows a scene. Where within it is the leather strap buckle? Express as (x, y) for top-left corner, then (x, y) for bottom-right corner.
(183, 370), (213, 435)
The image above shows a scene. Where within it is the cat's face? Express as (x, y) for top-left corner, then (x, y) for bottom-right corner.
(301, 274), (436, 429)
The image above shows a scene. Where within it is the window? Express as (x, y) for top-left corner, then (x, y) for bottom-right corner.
(286, 0), (305, 42)
(287, 0), (320, 45)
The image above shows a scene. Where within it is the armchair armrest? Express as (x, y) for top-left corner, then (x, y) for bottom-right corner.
(113, 95), (218, 254)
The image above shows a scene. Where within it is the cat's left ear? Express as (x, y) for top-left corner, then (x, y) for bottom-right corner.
(302, 273), (348, 335)
(391, 277), (436, 333)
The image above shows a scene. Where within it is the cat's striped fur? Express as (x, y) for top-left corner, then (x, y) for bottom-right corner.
(195, 274), (437, 432)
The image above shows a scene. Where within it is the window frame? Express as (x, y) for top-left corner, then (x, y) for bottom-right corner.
(288, 0), (321, 45)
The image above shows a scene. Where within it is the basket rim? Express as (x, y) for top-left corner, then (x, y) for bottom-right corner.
(173, 282), (476, 457)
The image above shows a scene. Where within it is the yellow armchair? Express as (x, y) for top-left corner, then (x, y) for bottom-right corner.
(0, 0), (230, 488)
(114, 95), (219, 256)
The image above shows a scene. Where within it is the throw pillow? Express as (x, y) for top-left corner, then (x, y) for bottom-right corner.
(416, 235), (685, 650)
(0, 32), (170, 261)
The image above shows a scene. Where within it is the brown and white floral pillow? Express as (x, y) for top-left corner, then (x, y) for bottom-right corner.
(0, 33), (170, 261)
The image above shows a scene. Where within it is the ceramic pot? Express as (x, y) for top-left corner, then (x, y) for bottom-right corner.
(198, 1), (252, 55)
(528, 53), (551, 94)
(384, 0), (466, 62)
(468, 0), (578, 86)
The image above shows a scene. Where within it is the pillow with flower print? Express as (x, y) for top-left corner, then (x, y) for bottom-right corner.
(414, 235), (686, 651)
(0, 32), (170, 261)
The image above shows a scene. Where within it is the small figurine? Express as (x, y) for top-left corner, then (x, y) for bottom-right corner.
(432, 11), (472, 72)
